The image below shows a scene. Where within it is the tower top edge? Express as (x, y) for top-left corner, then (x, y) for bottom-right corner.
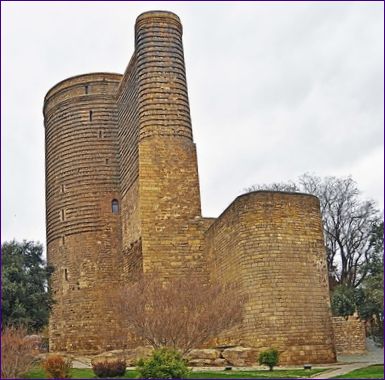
(237, 190), (320, 202)
(136, 10), (181, 24)
(44, 72), (123, 104)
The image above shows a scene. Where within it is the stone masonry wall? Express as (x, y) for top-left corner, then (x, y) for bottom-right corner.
(117, 54), (142, 281)
(135, 12), (206, 281)
(332, 316), (366, 354)
(205, 192), (336, 364)
(45, 73), (125, 352)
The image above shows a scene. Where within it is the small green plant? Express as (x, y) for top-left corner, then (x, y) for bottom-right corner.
(136, 348), (190, 379)
(43, 354), (72, 378)
(92, 358), (126, 377)
(258, 348), (279, 371)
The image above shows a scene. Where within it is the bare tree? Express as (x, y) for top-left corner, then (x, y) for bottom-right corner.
(111, 275), (244, 354)
(245, 174), (381, 289)
(244, 181), (300, 193)
(299, 174), (381, 288)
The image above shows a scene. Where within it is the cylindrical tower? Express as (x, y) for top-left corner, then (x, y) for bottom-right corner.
(135, 11), (193, 141)
(134, 12), (205, 279)
(44, 73), (124, 352)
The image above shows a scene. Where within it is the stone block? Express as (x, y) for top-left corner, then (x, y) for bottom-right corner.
(221, 346), (258, 366)
(187, 349), (221, 360)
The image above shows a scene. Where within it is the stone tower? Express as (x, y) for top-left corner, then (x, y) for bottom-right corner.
(44, 10), (336, 363)
(44, 73), (124, 350)
(117, 11), (205, 282)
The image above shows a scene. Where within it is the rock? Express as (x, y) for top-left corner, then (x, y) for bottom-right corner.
(187, 348), (221, 360)
(188, 358), (214, 366)
(90, 346), (153, 366)
(221, 346), (258, 366)
(213, 358), (228, 366)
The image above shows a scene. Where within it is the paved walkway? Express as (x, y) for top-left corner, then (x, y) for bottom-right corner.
(312, 339), (384, 379)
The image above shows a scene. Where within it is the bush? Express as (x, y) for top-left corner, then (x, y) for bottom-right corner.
(1, 326), (37, 378)
(258, 348), (279, 371)
(331, 285), (356, 317)
(43, 354), (72, 378)
(92, 358), (126, 378)
(136, 348), (190, 379)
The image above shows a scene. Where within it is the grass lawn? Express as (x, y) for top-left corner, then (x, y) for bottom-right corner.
(188, 369), (328, 378)
(335, 364), (384, 379)
(25, 366), (328, 379)
(26, 367), (136, 379)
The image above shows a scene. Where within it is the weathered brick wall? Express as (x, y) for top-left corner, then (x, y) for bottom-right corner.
(45, 73), (125, 352)
(117, 55), (139, 199)
(117, 55), (142, 281)
(135, 12), (206, 280)
(332, 316), (366, 354)
(135, 11), (193, 141)
(205, 192), (336, 364)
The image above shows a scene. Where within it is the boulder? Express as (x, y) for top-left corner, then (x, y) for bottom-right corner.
(91, 346), (153, 366)
(221, 346), (258, 366)
(213, 358), (228, 367)
(186, 349), (221, 360)
(188, 358), (214, 367)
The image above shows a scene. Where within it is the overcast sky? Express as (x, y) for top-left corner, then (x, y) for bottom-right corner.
(2, 1), (384, 248)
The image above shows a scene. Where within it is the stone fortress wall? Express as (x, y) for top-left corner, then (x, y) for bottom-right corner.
(204, 192), (336, 363)
(332, 316), (366, 355)
(44, 11), (336, 364)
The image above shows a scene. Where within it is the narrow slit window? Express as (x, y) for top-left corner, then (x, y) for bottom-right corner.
(61, 184), (65, 193)
(89, 110), (93, 122)
(99, 130), (103, 138)
(61, 209), (65, 221)
(112, 199), (119, 214)
(64, 268), (68, 281)
(85, 85), (89, 94)
(62, 236), (65, 245)
(105, 158), (109, 164)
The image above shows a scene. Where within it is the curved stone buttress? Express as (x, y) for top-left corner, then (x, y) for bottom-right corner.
(205, 191), (336, 364)
(44, 73), (125, 352)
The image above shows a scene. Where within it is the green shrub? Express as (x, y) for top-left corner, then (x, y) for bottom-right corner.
(331, 285), (356, 317)
(258, 348), (279, 371)
(136, 348), (190, 379)
(43, 354), (72, 378)
(92, 358), (126, 378)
